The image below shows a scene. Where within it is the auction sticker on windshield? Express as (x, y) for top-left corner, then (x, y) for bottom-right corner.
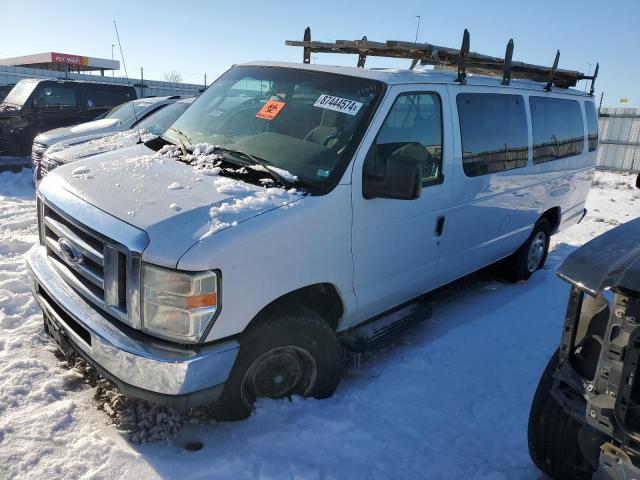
(256, 100), (286, 120)
(313, 95), (363, 116)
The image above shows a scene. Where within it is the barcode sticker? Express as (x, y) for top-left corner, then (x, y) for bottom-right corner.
(313, 95), (363, 116)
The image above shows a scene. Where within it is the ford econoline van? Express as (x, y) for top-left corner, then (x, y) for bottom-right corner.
(26, 34), (600, 420)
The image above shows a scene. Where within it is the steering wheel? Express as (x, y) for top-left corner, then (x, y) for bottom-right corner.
(322, 134), (340, 148)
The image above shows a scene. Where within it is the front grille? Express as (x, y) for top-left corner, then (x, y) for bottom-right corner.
(40, 199), (141, 328)
(39, 156), (60, 179)
(32, 142), (47, 168)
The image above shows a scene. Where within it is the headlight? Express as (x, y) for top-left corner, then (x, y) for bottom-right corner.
(141, 264), (219, 343)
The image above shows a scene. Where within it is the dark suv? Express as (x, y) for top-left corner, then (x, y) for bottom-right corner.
(0, 78), (136, 157)
(529, 175), (640, 480)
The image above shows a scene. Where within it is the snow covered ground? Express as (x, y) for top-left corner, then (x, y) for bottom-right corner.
(0, 169), (638, 480)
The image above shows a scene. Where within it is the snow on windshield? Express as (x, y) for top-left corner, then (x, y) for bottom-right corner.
(154, 144), (303, 239)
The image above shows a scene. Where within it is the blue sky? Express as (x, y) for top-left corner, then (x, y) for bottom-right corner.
(1, 0), (637, 106)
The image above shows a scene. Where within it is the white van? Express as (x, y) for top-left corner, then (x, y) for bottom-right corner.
(26, 34), (599, 420)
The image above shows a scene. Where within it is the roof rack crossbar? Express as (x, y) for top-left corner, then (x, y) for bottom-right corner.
(545, 50), (560, 91)
(303, 26), (311, 64)
(285, 28), (597, 92)
(590, 63), (599, 96)
(502, 39), (514, 85)
(457, 29), (470, 84)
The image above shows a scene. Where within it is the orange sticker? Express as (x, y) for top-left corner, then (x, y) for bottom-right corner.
(256, 100), (286, 120)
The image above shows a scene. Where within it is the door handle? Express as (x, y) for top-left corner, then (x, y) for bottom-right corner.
(435, 215), (446, 237)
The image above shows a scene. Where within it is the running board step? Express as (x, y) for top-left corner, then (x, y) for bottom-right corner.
(339, 300), (432, 351)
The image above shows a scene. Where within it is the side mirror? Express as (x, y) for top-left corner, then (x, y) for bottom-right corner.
(636, 173), (640, 189)
(363, 143), (422, 200)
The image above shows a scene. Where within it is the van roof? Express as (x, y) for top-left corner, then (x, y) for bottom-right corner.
(239, 61), (592, 98)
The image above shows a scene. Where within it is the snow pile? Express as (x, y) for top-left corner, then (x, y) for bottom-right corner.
(202, 181), (301, 238)
(0, 169), (639, 479)
(72, 165), (93, 179)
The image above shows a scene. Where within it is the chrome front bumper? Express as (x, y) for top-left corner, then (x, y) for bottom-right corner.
(26, 244), (239, 408)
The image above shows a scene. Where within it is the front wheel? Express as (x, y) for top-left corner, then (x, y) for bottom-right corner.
(504, 218), (551, 282)
(211, 306), (344, 421)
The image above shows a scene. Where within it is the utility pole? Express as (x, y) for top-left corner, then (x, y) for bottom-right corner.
(414, 16), (421, 43)
(111, 44), (115, 77)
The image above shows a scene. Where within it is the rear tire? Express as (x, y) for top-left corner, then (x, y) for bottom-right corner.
(504, 218), (551, 282)
(211, 305), (344, 421)
(528, 351), (594, 480)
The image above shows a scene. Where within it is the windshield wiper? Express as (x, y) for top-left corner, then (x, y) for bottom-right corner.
(213, 146), (295, 189)
(169, 127), (192, 156)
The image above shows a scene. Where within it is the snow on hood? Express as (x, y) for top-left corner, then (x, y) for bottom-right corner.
(43, 143), (304, 267)
(70, 118), (120, 133)
(47, 129), (155, 164)
(35, 119), (120, 146)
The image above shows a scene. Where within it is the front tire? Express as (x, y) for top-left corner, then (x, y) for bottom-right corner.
(504, 218), (551, 282)
(212, 305), (344, 421)
(528, 351), (594, 480)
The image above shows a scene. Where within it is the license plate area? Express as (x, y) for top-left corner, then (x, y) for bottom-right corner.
(43, 313), (74, 358)
(37, 285), (92, 349)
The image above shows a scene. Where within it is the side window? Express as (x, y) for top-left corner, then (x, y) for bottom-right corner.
(34, 86), (77, 111)
(86, 89), (133, 110)
(530, 97), (584, 163)
(585, 102), (599, 152)
(369, 92), (443, 186)
(457, 93), (528, 177)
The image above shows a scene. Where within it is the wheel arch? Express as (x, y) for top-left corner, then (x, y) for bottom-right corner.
(244, 282), (345, 333)
(540, 206), (562, 234)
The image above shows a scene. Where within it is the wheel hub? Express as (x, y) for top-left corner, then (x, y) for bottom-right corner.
(241, 346), (318, 409)
(251, 350), (304, 398)
(527, 231), (547, 272)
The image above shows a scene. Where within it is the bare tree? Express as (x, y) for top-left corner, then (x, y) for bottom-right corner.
(164, 70), (183, 83)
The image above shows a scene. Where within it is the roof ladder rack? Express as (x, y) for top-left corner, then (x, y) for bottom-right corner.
(286, 27), (598, 93)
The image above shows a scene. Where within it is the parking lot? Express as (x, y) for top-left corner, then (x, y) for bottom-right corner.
(0, 168), (636, 479)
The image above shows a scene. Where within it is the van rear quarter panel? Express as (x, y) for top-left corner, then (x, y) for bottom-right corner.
(438, 85), (595, 283)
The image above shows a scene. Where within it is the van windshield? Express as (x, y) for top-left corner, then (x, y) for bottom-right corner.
(163, 66), (383, 192)
(2, 80), (38, 106)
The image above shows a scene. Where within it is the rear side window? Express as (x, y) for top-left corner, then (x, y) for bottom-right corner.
(34, 85), (77, 110)
(457, 93), (528, 177)
(372, 92), (443, 186)
(86, 88), (134, 110)
(530, 97), (584, 163)
(585, 102), (598, 152)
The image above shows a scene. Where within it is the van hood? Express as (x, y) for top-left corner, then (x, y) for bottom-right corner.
(48, 129), (153, 165)
(43, 144), (303, 268)
(35, 119), (120, 147)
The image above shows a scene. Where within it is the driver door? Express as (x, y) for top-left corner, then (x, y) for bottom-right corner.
(350, 86), (453, 323)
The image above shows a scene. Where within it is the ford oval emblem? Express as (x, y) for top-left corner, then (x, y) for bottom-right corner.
(58, 238), (82, 265)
